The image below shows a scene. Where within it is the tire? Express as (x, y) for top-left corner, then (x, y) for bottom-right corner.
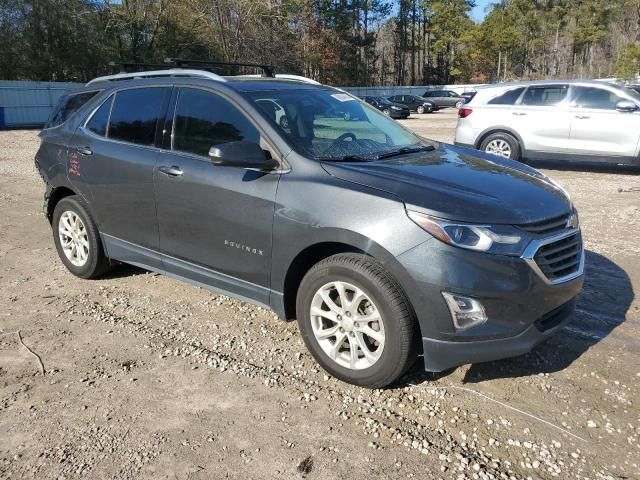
(279, 115), (289, 129)
(416, 105), (425, 114)
(343, 112), (351, 121)
(455, 100), (465, 109)
(52, 195), (110, 279)
(383, 108), (391, 116)
(296, 253), (418, 388)
(480, 132), (521, 161)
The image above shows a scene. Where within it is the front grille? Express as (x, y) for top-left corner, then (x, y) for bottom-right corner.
(533, 232), (582, 281)
(519, 214), (570, 236)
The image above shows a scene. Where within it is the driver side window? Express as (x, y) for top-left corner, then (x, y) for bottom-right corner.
(173, 88), (260, 157)
(572, 87), (621, 110)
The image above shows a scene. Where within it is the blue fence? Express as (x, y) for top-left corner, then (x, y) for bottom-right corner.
(0, 80), (81, 129)
(0, 80), (481, 130)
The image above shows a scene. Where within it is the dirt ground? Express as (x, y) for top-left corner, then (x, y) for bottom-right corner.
(1, 110), (639, 480)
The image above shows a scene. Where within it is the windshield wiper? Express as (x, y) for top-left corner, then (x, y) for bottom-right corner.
(375, 145), (434, 160)
(319, 154), (371, 163)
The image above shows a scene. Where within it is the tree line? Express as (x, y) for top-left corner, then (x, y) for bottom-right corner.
(1, 0), (639, 85)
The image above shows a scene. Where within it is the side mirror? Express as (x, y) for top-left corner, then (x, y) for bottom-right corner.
(616, 100), (638, 112)
(209, 141), (279, 170)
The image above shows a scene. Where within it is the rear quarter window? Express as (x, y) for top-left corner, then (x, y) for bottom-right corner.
(45, 90), (101, 129)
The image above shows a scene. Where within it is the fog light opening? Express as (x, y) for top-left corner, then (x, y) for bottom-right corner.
(442, 292), (487, 331)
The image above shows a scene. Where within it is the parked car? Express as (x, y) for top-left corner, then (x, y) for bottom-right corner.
(387, 94), (437, 114)
(454, 80), (640, 166)
(36, 66), (584, 388)
(361, 96), (410, 118)
(255, 98), (290, 128)
(422, 89), (467, 108)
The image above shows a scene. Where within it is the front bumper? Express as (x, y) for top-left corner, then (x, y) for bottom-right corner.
(395, 237), (584, 372)
(422, 299), (575, 372)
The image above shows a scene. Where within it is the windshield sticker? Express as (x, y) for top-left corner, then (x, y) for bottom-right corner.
(331, 93), (355, 102)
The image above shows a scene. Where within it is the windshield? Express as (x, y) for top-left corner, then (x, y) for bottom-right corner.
(248, 88), (425, 161)
(624, 86), (640, 102)
(377, 97), (393, 106)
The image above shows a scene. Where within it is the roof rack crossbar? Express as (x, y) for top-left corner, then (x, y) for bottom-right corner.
(86, 68), (227, 85)
(165, 58), (275, 78)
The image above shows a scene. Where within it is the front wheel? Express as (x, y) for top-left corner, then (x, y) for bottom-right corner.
(383, 108), (391, 116)
(416, 105), (425, 114)
(296, 254), (418, 388)
(480, 132), (521, 161)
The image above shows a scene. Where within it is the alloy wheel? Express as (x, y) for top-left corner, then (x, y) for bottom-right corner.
(485, 139), (512, 158)
(58, 210), (89, 267)
(310, 281), (385, 370)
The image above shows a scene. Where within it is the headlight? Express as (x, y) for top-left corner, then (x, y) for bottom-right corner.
(407, 211), (526, 255)
(391, 106), (401, 110)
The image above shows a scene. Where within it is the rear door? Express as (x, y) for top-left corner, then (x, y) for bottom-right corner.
(154, 86), (280, 303)
(567, 85), (640, 162)
(510, 84), (571, 155)
(69, 87), (170, 265)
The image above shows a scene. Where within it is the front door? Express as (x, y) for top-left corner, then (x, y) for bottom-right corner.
(154, 87), (280, 304)
(69, 87), (171, 265)
(567, 85), (640, 162)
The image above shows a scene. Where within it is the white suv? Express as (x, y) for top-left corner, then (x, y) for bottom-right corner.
(454, 80), (640, 166)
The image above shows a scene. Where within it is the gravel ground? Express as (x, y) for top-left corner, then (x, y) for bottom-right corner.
(0, 113), (639, 480)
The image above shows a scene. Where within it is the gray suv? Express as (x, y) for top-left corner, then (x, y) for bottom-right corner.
(36, 65), (584, 388)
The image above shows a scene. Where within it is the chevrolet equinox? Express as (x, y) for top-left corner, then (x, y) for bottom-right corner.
(35, 66), (585, 388)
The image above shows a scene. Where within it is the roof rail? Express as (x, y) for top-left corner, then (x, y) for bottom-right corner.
(86, 68), (227, 85)
(236, 74), (321, 85)
(165, 58), (275, 78)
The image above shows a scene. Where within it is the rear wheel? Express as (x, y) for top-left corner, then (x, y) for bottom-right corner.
(455, 100), (465, 109)
(480, 132), (521, 161)
(296, 254), (418, 388)
(52, 195), (110, 279)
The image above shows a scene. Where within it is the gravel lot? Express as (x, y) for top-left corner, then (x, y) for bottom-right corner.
(1, 111), (639, 480)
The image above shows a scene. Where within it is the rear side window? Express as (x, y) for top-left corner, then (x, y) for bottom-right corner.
(86, 95), (113, 137)
(521, 85), (568, 106)
(45, 91), (100, 129)
(572, 87), (622, 110)
(488, 87), (525, 105)
(108, 88), (169, 146)
(173, 88), (260, 157)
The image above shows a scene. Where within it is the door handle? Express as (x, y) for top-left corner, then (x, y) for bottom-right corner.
(75, 146), (92, 156)
(512, 112), (527, 116)
(158, 165), (183, 177)
(574, 115), (590, 119)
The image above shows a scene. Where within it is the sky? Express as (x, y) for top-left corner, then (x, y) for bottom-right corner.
(471, 0), (495, 23)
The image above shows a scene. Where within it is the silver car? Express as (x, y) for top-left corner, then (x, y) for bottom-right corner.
(454, 80), (640, 166)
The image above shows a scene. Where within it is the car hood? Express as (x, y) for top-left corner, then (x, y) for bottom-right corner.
(321, 144), (572, 225)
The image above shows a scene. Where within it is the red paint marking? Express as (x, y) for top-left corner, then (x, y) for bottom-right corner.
(69, 152), (80, 176)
